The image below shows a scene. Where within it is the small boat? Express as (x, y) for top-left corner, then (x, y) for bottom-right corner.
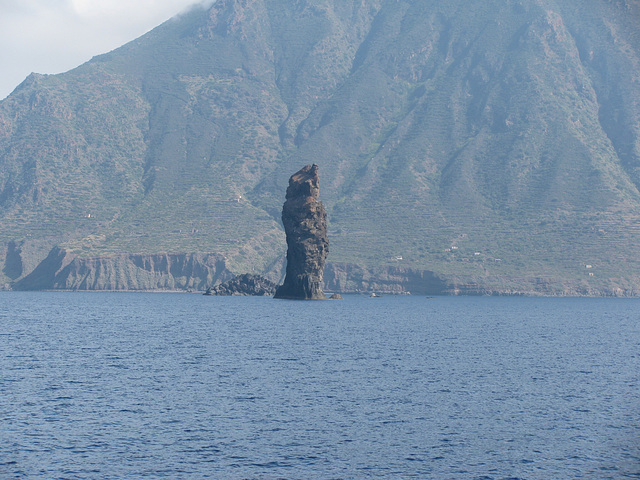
(370, 292), (382, 298)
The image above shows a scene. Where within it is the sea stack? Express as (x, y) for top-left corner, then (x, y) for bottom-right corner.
(274, 164), (329, 300)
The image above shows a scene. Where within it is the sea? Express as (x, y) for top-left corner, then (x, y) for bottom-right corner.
(0, 292), (638, 480)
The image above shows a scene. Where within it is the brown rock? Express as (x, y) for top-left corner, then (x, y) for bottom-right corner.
(274, 164), (328, 300)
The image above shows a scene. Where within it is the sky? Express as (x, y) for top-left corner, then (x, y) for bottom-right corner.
(0, 0), (213, 99)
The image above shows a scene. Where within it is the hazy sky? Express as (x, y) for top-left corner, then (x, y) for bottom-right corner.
(0, 0), (213, 99)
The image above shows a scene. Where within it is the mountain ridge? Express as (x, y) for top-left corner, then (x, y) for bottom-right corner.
(1, 0), (639, 294)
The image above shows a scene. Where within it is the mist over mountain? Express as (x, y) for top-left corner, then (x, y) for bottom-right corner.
(1, 0), (639, 294)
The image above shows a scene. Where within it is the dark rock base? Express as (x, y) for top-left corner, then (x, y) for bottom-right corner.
(204, 274), (277, 296)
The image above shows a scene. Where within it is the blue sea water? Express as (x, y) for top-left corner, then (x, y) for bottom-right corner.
(0, 292), (638, 479)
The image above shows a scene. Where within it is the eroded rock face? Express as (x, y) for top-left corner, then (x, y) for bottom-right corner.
(274, 164), (328, 299)
(12, 248), (232, 291)
(204, 274), (277, 296)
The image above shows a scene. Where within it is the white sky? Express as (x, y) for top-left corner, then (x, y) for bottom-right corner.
(0, 0), (213, 100)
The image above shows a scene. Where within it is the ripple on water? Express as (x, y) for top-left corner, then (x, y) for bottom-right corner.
(0, 293), (638, 479)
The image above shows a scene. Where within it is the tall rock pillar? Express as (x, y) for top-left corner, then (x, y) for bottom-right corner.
(274, 164), (329, 300)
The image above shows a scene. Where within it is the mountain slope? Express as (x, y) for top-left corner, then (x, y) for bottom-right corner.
(1, 0), (639, 294)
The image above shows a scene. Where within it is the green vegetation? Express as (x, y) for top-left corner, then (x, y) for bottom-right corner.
(0, 0), (639, 293)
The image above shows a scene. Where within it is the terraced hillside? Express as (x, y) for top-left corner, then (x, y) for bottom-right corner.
(0, 0), (639, 294)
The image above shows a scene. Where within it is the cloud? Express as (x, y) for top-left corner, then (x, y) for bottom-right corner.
(0, 0), (212, 99)
(69, 0), (213, 19)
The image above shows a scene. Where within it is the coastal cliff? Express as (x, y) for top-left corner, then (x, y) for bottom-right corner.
(5, 244), (638, 296)
(323, 262), (640, 297)
(274, 165), (329, 300)
(13, 247), (233, 291)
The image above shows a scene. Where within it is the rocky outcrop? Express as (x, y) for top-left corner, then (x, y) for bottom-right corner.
(204, 273), (277, 296)
(274, 164), (329, 300)
(13, 247), (233, 291)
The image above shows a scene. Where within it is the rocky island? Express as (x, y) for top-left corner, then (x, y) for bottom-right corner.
(204, 273), (277, 296)
(274, 164), (329, 300)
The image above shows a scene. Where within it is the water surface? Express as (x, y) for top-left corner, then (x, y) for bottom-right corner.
(1, 293), (638, 479)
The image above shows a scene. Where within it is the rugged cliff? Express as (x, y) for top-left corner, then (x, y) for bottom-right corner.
(8, 244), (638, 295)
(13, 247), (232, 291)
(274, 165), (329, 299)
(324, 262), (640, 297)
